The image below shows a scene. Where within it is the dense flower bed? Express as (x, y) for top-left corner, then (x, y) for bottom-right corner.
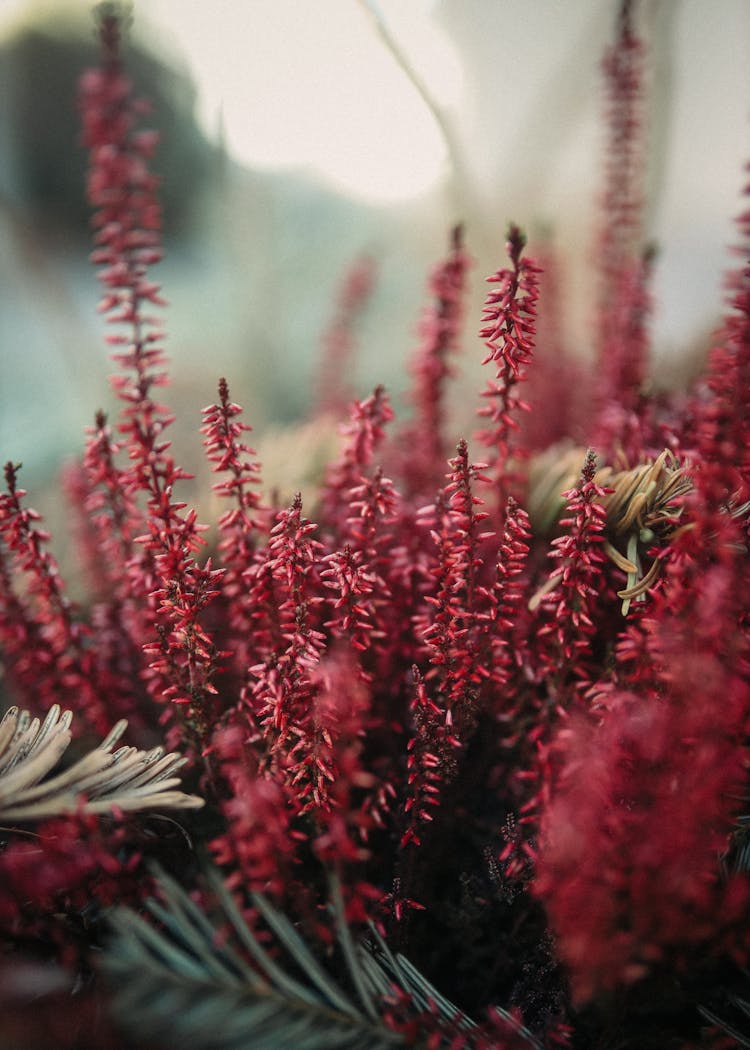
(0, 4), (748, 1048)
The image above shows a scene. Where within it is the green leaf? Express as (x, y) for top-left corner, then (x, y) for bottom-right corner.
(103, 865), (542, 1050)
(102, 866), (402, 1050)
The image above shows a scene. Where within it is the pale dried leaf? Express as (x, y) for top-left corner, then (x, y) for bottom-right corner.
(0, 705), (203, 821)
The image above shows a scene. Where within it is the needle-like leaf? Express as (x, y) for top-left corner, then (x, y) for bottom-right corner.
(0, 704), (203, 821)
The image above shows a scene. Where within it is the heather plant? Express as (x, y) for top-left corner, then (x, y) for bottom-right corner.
(0, 3), (748, 1049)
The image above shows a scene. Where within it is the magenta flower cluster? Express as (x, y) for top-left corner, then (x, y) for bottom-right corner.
(0, 5), (748, 1048)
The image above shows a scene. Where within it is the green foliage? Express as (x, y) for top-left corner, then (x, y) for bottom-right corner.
(103, 865), (544, 1049)
(103, 865), (399, 1049)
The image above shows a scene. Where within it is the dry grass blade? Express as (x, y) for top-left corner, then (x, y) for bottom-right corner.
(528, 447), (693, 614)
(0, 704), (203, 821)
(604, 450), (692, 538)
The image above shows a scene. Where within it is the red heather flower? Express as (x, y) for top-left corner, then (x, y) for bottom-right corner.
(511, 452), (611, 845)
(343, 467), (422, 693)
(202, 377), (266, 570)
(321, 543), (380, 669)
(418, 440), (493, 713)
(0, 811), (148, 955)
(0, 535), (39, 696)
(593, 248), (654, 462)
(535, 448), (750, 1005)
(211, 723), (298, 903)
(534, 663), (750, 1006)
(476, 224), (541, 498)
(348, 464), (400, 552)
(61, 458), (112, 602)
(322, 392), (399, 677)
(245, 494), (331, 811)
(521, 239), (584, 452)
(530, 449), (610, 690)
(202, 378), (267, 683)
(401, 666), (461, 851)
(400, 225), (471, 495)
(315, 254), (376, 417)
(477, 496), (532, 710)
(320, 385), (395, 542)
(79, 411), (139, 607)
(593, 0), (652, 461)
(62, 446), (151, 728)
(305, 654), (395, 918)
(0, 463), (109, 733)
(597, 0), (646, 304)
(143, 544), (225, 744)
(79, 14), (224, 752)
(401, 443), (496, 849)
(692, 164), (750, 512)
(79, 12), (166, 438)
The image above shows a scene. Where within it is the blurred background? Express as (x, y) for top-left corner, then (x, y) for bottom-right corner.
(0, 0), (748, 490)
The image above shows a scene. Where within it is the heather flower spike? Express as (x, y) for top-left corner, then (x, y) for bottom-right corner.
(321, 384), (395, 542)
(401, 224), (471, 494)
(80, 6), (224, 753)
(593, 0), (651, 460)
(202, 377), (266, 560)
(529, 449), (608, 642)
(0, 461), (110, 733)
(315, 254), (377, 418)
(477, 223), (541, 498)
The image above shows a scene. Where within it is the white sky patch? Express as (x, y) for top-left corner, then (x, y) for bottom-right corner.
(137, 0), (464, 204)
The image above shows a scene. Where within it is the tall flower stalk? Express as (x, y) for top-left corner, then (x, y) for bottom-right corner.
(476, 224), (541, 501)
(79, 10), (222, 753)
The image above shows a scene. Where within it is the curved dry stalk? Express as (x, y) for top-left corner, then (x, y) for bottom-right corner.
(0, 704), (204, 822)
(602, 450), (692, 612)
(528, 446), (693, 613)
(356, 0), (472, 224)
(602, 449), (693, 539)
